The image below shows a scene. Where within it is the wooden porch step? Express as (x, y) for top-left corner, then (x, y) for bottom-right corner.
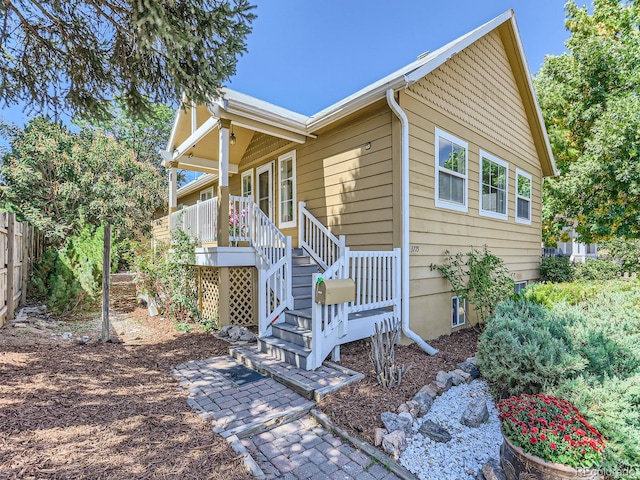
(258, 336), (312, 370)
(284, 308), (312, 330)
(272, 322), (313, 349)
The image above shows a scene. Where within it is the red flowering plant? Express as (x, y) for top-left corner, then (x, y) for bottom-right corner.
(496, 393), (606, 469)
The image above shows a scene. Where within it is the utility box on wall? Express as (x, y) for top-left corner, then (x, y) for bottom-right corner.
(314, 279), (356, 305)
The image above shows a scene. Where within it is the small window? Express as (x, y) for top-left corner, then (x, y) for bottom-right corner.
(515, 169), (532, 224)
(514, 281), (527, 294)
(241, 170), (253, 199)
(435, 129), (468, 213)
(452, 296), (466, 328)
(278, 151), (297, 229)
(479, 151), (508, 220)
(199, 187), (213, 202)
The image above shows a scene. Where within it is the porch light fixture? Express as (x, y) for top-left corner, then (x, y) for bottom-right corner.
(230, 126), (237, 145)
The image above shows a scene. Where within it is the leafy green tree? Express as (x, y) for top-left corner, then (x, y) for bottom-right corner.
(0, 0), (256, 121)
(536, 0), (640, 244)
(0, 117), (164, 241)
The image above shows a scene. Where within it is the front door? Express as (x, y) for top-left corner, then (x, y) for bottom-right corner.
(256, 162), (273, 220)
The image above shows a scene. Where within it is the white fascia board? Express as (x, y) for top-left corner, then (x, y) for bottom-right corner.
(505, 15), (558, 176)
(166, 92), (189, 152)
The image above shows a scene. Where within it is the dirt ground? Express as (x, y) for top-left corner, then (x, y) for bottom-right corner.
(0, 279), (479, 479)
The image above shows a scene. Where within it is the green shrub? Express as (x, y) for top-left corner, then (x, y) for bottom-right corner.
(523, 281), (604, 307)
(477, 299), (585, 398)
(598, 238), (640, 273)
(539, 255), (574, 283)
(430, 246), (515, 324)
(550, 375), (640, 479)
(574, 258), (620, 281)
(481, 282), (640, 479)
(30, 224), (114, 313)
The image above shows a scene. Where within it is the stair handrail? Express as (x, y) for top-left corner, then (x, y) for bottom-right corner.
(299, 201), (345, 270)
(244, 197), (292, 336)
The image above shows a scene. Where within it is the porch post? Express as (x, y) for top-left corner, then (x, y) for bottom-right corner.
(167, 160), (178, 231)
(217, 119), (231, 247)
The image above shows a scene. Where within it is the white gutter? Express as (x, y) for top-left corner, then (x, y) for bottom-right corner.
(386, 88), (438, 356)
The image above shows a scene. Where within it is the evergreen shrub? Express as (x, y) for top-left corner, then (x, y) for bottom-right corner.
(476, 299), (585, 398)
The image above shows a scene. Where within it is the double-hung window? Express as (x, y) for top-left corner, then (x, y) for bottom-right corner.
(479, 151), (508, 220)
(435, 128), (468, 212)
(199, 187), (214, 202)
(278, 151), (296, 229)
(515, 169), (532, 224)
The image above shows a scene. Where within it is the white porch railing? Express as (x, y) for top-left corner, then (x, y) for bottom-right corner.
(309, 248), (401, 370)
(300, 201), (401, 370)
(171, 197), (218, 243)
(299, 201), (345, 270)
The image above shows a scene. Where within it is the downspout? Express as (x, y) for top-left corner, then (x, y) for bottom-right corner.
(386, 88), (438, 355)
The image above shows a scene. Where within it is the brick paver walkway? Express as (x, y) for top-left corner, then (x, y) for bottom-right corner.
(173, 355), (407, 480)
(242, 416), (401, 480)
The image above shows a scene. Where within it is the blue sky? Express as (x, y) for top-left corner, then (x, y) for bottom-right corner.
(1, 0), (572, 127)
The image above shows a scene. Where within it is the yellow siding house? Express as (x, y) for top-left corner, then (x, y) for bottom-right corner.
(156, 10), (556, 370)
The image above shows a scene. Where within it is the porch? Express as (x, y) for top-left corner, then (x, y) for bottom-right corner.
(168, 197), (401, 371)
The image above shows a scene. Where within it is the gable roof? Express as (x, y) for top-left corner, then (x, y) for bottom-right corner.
(170, 10), (556, 178)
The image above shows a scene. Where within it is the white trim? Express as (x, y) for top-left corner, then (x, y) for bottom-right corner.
(278, 151), (297, 229)
(452, 296), (466, 328)
(515, 168), (533, 225)
(241, 169), (254, 198)
(177, 173), (217, 198)
(256, 162), (274, 221)
(478, 150), (509, 221)
(199, 187), (214, 202)
(434, 128), (468, 213)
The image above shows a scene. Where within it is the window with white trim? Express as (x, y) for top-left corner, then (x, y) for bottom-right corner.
(278, 151), (296, 228)
(199, 187), (214, 202)
(479, 151), (508, 220)
(514, 281), (528, 294)
(515, 169), (532, 224)
(452, 296), (466, 328)
(241, 170), (253, 199)
(435, 129), (468, 212)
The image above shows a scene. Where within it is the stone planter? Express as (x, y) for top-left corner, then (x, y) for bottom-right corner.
(500, 435), (600, 480)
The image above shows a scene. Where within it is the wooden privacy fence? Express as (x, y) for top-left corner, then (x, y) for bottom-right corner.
(0, 213), (42, 327)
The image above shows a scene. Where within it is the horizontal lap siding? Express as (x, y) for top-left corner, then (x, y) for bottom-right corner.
(297, 105), (394, 251)
(402, 30), (544, 339)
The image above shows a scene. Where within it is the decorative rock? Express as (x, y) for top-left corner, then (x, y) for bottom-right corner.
(431, 379), (452, 395)
(12, 322), (28, 328)
(412, 390), (434, 417)
(448, 370), (466, 386)
(374, 427), (387, 446)
(381, 412), (412, 435)
(418, 419), (452, 443)
(458, 361), (481, 379)
(398, 411), (414, 424)
(227, 325), (242, 339)
(382, 430), (407, 460)
(107, 336), (122, 344)
(416, 384), (438, 400)
(238, 330), (256, 342)
(61, 332), (73, 340)
(466, 356), (477, 365)
(461, 399), (489, 428)
(481, 458), (506, 480)
(452, 368), (472, 383)
(436, 370), (452, 384)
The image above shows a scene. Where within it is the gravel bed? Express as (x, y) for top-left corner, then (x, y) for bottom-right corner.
(400, 380), (503, 480)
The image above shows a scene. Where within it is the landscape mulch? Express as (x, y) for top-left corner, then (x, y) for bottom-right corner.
(0, 280), (479, 479)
